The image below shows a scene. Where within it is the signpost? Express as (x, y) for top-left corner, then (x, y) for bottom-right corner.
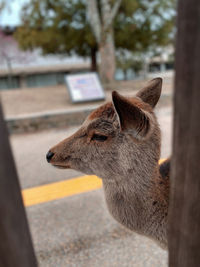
(65, 72), (105, 103)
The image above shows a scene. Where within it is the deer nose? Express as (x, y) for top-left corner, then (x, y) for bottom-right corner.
(46, 151), (54, 163)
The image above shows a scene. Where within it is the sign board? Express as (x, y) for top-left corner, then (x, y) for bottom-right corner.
(65, 72), (105, 103)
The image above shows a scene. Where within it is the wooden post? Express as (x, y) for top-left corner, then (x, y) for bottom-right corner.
(0, 101), (37, 267)
(168, 0), (200, 266)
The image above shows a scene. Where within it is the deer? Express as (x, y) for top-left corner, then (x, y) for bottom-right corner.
(46, 78), (170, 249)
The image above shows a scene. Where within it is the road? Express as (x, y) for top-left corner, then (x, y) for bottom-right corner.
(9, 105), (172, 267)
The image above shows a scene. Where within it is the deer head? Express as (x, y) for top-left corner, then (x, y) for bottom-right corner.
(47, 78), (162, 181)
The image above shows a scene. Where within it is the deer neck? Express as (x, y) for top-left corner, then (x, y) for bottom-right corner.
(102, 161), (168, 246)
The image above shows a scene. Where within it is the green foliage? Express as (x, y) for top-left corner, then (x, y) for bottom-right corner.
(115, 0), (176, 52)
(15, 0), (176, 61)
(15, 0), (97, 57)
(114, 0), (175, 74)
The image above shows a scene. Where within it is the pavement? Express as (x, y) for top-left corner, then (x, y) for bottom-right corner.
(26, 191), (168, 267)
(1, 77), (173, 117)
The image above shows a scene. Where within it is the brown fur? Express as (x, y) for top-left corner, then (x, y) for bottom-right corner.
(47, 78), (170, 249)
(89, 102), (115, 120)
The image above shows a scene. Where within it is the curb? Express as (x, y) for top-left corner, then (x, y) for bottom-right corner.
(6, 106), (98, 134)
(6, 94), (172, 134)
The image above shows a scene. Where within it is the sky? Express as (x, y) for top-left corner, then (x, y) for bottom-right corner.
(0, 0), (28, 26)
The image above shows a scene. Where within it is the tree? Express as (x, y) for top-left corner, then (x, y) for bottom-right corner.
(15, 0), (98, 71)
(86, 0), (122, 82)
(115, 0), (175, 51)
(15, 0), (175, 83)
(114, 0), (175, 77)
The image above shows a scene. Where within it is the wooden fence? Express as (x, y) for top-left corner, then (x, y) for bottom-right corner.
(168, 0), (200, 266)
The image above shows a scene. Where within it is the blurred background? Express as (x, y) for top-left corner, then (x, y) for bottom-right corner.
(0, 0), (175, 89)
(0, 1), (176, 266)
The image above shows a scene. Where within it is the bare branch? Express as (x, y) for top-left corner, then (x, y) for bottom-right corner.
(101, 0), (111, 19)
(86, 0), (101, 43)
(105, 0), (122, 30)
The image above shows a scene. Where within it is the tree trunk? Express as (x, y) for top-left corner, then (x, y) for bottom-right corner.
(168, 0), (200, 266)
(90, 47), (97, 71)
(99, 29), (116, 83)
(86, 0), (122, 83)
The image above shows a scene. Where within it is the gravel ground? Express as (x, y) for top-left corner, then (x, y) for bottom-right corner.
(1, 78), (173, 117)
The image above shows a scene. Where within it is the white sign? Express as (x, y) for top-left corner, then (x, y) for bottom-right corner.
(65, 73), (105, 103)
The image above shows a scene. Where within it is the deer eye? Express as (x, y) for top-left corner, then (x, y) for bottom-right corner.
(91, 133), (108, 142)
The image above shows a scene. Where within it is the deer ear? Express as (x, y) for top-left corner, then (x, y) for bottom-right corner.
(112, 91), (151, 140)
(136, 77), (162, 108)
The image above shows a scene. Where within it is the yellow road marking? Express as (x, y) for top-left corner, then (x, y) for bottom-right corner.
(159, 158), (166, 164)
(22, 159), (166, 207)
(22, 175), (102, 207)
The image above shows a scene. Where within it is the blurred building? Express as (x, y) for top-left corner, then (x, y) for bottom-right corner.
(0, 26), (174, 90)
(148, 47), (174, 73)
(115, 46), (174, 81)
(0, 26), (90, 90)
